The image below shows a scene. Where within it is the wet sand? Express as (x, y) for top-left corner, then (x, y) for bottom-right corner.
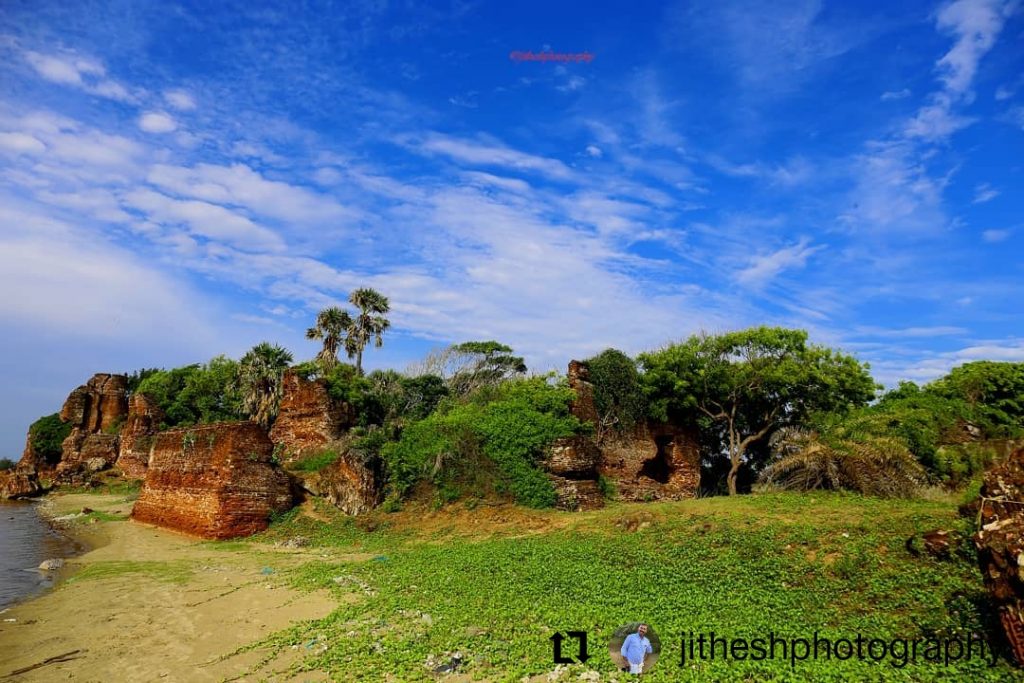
(0, 493), (336, 682)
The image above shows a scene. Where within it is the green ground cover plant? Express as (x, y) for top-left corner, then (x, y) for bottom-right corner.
(244, 492), (1012, 681)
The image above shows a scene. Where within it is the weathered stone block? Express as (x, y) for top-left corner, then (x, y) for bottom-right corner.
(550, 476), (604, 511)
(132, 421), (294, 539)
(116, 393), (165, 479)
(303, 450), (383, 516)
(270, 370), (355, 458)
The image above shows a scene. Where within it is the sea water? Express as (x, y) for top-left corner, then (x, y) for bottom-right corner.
(0, 500), (79, 609)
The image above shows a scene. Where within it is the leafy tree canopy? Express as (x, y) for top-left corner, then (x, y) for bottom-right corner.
(639, 327), (877, 495)
(135, 356), (244, 428)
(582, 348), (646, 437)
(927, 361), (1024, 433)
(28, 413), (71, 466)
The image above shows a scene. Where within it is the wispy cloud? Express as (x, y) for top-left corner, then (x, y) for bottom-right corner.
(881, 89), (912, 101)
(973, 182), (999, 203)
(415, 133), (574, 180)
(736, 237), (824, 287)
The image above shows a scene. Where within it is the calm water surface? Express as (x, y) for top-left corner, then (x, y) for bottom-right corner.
(0, 500), (80, 609)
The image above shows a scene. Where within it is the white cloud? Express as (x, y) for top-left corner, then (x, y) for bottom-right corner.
(934, 0), (1011, 96)
(881, 89), (911, 101)
(164, 89), (197, 111)
(585, 145), (602, 158)
(842, 141), (948, 235)
(982, 228), (1010, 242)
(24, 51), (83, 85)
(0, 204), (218, 344)
(23, 50), (136, 103)
(146, 162), (361, 226)
(138, 112), (177, 133)
(904, 0), (1013, 143)
(416, 133), (574, 180)
(122, 188), (287, 252)
(459, 171), (531, 193)
(736, 238), (823, 287)
(973, 182), (999, 203)
(854, 325), (967, 338)
(0, 132), (45, 154)
(903, 95), (974, 141)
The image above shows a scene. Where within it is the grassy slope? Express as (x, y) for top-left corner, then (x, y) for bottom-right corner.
(240, 493), (1012, 681)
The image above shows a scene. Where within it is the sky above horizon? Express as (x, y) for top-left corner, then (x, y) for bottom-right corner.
(0, 0), (1022, 456)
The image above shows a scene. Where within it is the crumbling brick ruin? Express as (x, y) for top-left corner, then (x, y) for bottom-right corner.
(544, 361), (701, 510)
(131, 421), (294, 539)
(973, 446), (1024, 665)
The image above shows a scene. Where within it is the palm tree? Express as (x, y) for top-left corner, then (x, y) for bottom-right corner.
(305, 306), (353, 370)
(347, 288), (391, 375)
(238, 342), (294, 429)
(759, 413), (925, 497)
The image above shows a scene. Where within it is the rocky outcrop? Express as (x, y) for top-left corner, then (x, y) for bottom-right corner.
(17, 431), (48, 472)
(116, 393), (165, 479)
(302, 450), (383, 516)
(543, 361), (701, 509)
(0, 467), (43, 499)
(973, 447), (1024, 665)
(60, 374), (128, 433)
(269, 370), (355, 458)
(55, 432), (119, 485)
(131, 421), (294, 539)
(42, 373), (130, 485)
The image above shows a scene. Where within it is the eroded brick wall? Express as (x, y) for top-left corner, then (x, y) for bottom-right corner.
(132, 421), (293, 539)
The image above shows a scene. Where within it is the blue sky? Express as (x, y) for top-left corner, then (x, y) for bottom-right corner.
(0, 0), (1022, 456)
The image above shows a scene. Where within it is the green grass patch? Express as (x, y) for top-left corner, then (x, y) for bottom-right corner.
(290, 449), (341, 473)
(252, 492), (1012, 681)
(83, 509), (129, 522)
(66, 560), (193, 585)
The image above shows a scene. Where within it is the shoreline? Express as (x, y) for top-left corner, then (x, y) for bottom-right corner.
(0, 491), (336, 681)
(0, 497), (86, 613)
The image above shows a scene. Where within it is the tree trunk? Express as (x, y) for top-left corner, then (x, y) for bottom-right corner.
(356, 348), (364, 376)
(727, 422), (740, 495)
(727, 457), (741, 496)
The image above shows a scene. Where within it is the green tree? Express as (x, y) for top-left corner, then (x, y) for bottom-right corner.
(347, 288), (391, 375)
(448, 341), (527, 395)
(28, 413), (72, 467)
(238, 342), (294, 429)
(928, 361), (1024, 433)
(135, 357), (243, 427)
(305, 306), (353, 371)
(639, 327), (877, 495)
(583, 349), (646, 440)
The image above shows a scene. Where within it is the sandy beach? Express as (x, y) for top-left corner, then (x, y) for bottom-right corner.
(0, 493), (336, 682)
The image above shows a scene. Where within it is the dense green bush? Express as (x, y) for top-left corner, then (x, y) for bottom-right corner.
(870, 383), (975, 470)
(0, 458), (14, 471)
(28, 413), (71, 466)
(134, 356), (244, 428)
(381, 377), (580, 508)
